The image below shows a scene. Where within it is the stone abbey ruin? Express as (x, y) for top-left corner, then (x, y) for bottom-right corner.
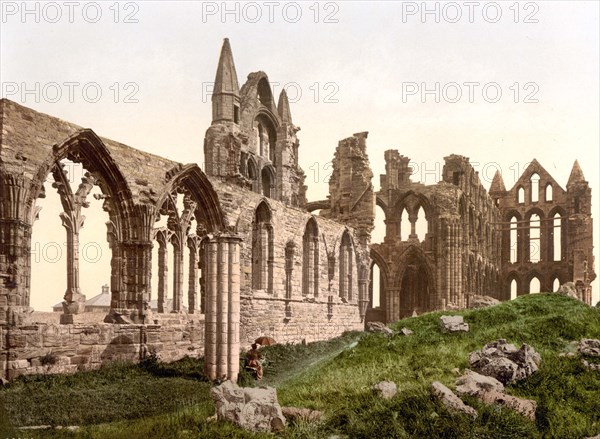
(0, 39), (595, 381)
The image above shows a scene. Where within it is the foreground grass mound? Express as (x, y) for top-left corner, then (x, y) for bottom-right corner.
(1, 293), (598, 438)
(277, 293), (600, 438)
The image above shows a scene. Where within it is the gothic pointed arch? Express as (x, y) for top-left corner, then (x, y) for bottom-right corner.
(338, 229), (355, 302)
(156, 164), (226, 233)
(252, 199), (274, 293)
(393, 244), (436, 318)
(302, 216), (320, 298)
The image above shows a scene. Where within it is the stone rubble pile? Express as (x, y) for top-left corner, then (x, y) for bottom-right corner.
(468, 339), (541, 384)
(210, 380), (286, 432)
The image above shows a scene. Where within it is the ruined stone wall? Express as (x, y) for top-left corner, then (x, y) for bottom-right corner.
(0, 316), (204, 380)
(372, 152), (502, 322)
(494, 159), (595, 303)
(210, 177), (366, 344)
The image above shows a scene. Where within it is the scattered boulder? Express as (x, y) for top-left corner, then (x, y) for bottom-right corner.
(455, 369), (504, 396)
(372, 380), (397, 399)
(398, 327), (413, 336)
(556, 282), (578, 298)
(366, 321), (394, 337)
(281, 407), (323, 423)
(581, 359), (600, 371)
(468, 294), (501, 309)
(478, 390), (537, 421)
(439, 315), (469, 333)
(455, 369), (536, 420)
(210, 380), (286, 432)
(431, 381), (477, 418)
(579, 339), (600, 357)
(468, 339), (541, 384)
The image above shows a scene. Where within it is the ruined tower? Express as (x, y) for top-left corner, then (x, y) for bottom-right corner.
(204, 38), (306, 207)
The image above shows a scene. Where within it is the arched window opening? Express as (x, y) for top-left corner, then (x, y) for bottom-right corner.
(509, 216), (518, 263)
(30, 159), (111, 314)
(510, 279), (518, 300)
(302, 218), (319, 297)
(252, 202), (273, 293)
(339, 232), (353, 302)
(258, 123), (266, 157)
(373, 204), (386, 244)
(415, 206), (428, 241)
(529, 214), (541, 263)
(248, 158), (258, 193)
(553, 213), (562, 261)
(261, 167), (273, 198)
(545, 184), (553, 202)
(400, 208), (410, 241)
(552, 277), (560, 292)
(517, 187), (525, 204)
(530, 173), (540, 203)
(529, 277), (541, 294)
(255, 114), (277, 163)
(370, 263), (381, 308)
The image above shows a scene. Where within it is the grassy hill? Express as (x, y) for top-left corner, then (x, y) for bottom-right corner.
(1, 293), (599, 438)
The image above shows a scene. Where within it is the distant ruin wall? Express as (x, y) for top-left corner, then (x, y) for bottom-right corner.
(0, 317), (204, 380)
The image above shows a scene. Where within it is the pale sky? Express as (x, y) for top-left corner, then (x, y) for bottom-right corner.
(1, 0), (598, 310)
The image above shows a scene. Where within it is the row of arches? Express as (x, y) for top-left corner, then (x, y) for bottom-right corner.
(239, 155), (276, 198)
(23, 129), (226, 316)
(506, 208), (565, 264)
(516, 173), (555, 204)
(251, 201), (359, 302)
(507, 272), (563, 298)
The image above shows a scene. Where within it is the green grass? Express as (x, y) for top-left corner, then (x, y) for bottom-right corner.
(276, 293), (600, 438)
(1, 293), (599, 438)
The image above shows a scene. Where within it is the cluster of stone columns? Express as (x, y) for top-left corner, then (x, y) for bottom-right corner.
(204, 234), (241, 381)
(445, 220), (464, 308)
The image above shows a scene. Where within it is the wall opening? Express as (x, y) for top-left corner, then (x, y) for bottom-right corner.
(553, 213), (562, 261)
(30, 159), (111, 313)
(530, 173), (540, 203)
(509, 216), (518, 263)
(529, 276), (541, 294)
(510, 278), (518, 300)
(517, 187), (525, 204)
(545, 184), (553, 202)
(529, 213), (541, 263)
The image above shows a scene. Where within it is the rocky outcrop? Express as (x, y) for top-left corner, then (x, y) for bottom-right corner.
(477, 389), (537, 420)
(210, 380), (286, 432)
(455, 369), (536, 420)
(431, 381), (477, 418)
(455, 369), (504, 396)
(579, 339), (600, 357)
(398, 327), (414, 336)
(468, 295), (501, 309)
(556, 282), (578, 298)
(468, 339), (541, 384)
(366, 321), (394, 337)
(372, 381), (397, 399)
(439, 315), (469, 333)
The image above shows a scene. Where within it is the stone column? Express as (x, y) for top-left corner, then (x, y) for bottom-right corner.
(187, 237), (198, 314)
(59, 211), (86, 323)
(204, 239), (218, 379)
(260, 226), (268, 290)
(227, 237), (241, 381)
(267, 225), (274, 295)
(358, 264), (368, 321)
(204, 234), (242, 382)
(172, 237), (183, 313)
(156, 232), (169, 313)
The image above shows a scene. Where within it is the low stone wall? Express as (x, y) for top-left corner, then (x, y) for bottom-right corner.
(240, 295), (363, 346)
(0, 317), (205, 380)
